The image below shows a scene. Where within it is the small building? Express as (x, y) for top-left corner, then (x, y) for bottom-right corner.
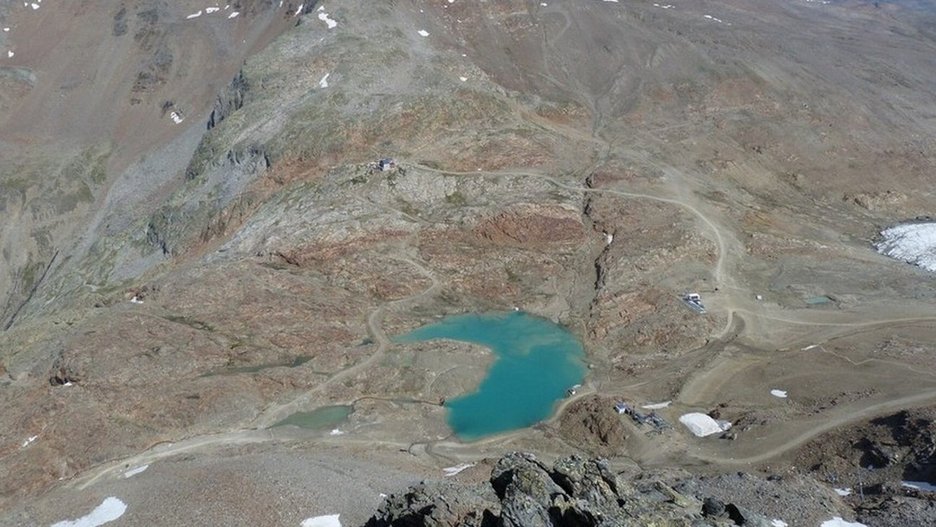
(682, 292), (706, 314)
(377, 158), (396, 171)
(614, 402), (630, 414)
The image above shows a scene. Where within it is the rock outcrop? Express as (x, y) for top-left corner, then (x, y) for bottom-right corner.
(366, 453), (774, 527)
(557, 396), (628, 457)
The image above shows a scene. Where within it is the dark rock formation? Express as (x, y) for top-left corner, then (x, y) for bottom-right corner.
(207, 70), (250, 131)
(366, 452), (774, 526)
(702, 497), (725, 517)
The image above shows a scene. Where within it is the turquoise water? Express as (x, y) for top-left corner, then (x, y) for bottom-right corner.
(805, 295), (833, 305)
(396, 311), (586, 440)
(271, 405), (353, 430)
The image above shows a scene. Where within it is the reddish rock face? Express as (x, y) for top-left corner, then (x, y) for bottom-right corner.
(558, 395), (628, 457)
(473, 204), (586, 249)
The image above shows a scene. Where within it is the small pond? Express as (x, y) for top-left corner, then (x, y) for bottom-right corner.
(271, 405), (353, 430)
(396, 311), (586, 440)
(805, 295), (834, 305)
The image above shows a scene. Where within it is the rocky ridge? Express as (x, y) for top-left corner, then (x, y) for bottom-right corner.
(367, 452), (777, 527)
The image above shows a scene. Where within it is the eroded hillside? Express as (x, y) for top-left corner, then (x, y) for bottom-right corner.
(3, 1), (936, 525)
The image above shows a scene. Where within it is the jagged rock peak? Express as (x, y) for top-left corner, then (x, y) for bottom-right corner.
(366, 452), (774, 527)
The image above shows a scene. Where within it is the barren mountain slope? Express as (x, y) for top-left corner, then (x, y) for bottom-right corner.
(3, 1), (936, 525)
(0, 0), (297, 329)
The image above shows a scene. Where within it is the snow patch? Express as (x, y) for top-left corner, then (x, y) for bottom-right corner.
(679, 413), (724, 437)
(834, 487), (852, 496)
(819, 518), (866, 527)
(295, 4), (304, 17)
(902, 480), (936, 492)
(417, 29), (430, 37)
(6, 50), (13, 58)
(318, 12), (337, 29)
(22, 435), (38, 447)
(228, 11), (239, 18)
(443, 463), (475, 477)
(653, 3), (674, 8)
(875, 222), (936, 272)
(318, 73), (330, 88)
(51, 497), (127, 527)
(329, 428), (343, 436)
(770, 520), (788, 527)
(206, 7), (220, 14)
(124, 465), (149, 478)
(770, 389), (788, 398)
(186, 11), (202, 19)
(301, 514), (341, 527)
(641, 401), (671, 410)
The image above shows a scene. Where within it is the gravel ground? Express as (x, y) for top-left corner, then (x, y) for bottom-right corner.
(2, 442), (426, 527)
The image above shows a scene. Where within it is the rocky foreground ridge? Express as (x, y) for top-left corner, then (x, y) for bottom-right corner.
(367, 452), (776, 527)
(366, 449), (936, 527)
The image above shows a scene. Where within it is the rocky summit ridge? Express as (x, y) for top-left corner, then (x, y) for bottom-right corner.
(368, 452), (774, 527)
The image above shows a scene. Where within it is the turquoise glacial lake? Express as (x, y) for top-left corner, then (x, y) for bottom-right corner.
(396, 311), (586, 440)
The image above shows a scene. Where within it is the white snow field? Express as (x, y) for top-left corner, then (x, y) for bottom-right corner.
(124, 464), (149, 478)
(301, 514), (341, 527)
(51, 497), (127, 527)
(902, 480), (936, 492)
(819, 517), (866, 527)
(443, 463), (475, 477)
(875, 222), (936, 272)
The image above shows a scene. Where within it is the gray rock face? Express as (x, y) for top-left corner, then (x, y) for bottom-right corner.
(366, 453), (775, 527)
(857, 495), (936, 527)
(367, 480), (500, 527)
(207, 69), (249, 132)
